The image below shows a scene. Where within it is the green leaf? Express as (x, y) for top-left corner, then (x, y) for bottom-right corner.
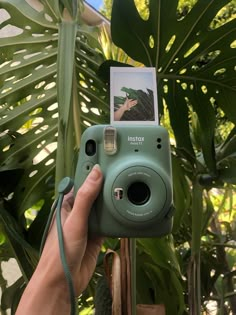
(217, 128), (236, 161)
(59, 0), (79, 20)
(138, 236), (181, 275)
(0, 0), (108, 217)
(191, 182), (203, 256)
(1, 277), (25, 311)
(188, 87), (217, 174)
(55, 19), (78, 186)
(136, 255), (155, 304)
(111, 0), (236, 168)
(0, 203), (38, 281)
(218, 157), (236, 184)
(172, 154), (191, 233)
(142, 263), (185, 314)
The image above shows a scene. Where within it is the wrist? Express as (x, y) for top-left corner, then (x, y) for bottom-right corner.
(16, 263), (71, 315)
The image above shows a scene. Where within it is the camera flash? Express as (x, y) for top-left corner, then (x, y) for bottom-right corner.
(104, 126), (117, 155)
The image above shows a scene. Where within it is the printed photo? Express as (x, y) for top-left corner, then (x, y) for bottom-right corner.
(110, 67), (158, 125)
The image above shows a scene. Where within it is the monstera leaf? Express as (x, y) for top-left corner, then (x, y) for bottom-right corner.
(111, 0), (236, 175)
(0, 1), (109, 311)
(1, 1), (235, 314)
(0, 0), (108, 216)
(109, 2), (236, 313)
(0, 0), (109, 290)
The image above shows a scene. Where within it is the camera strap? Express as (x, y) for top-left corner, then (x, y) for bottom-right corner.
(40, 177), (77, 315)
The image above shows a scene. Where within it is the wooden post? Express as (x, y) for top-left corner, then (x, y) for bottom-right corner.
(136, 304), (166, 315)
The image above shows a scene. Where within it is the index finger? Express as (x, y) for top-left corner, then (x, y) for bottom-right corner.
(64, 164), (103, 241)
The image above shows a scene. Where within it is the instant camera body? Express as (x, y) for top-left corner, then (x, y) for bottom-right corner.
(74, 124), (174, 237)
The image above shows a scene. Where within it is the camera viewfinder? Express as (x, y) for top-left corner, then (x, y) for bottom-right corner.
(85, 140), (96, 156)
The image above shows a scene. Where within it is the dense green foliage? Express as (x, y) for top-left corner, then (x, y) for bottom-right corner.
(0, 0), (235, 314)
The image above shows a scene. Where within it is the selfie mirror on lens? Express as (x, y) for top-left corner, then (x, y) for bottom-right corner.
(74, 67), (174, 238)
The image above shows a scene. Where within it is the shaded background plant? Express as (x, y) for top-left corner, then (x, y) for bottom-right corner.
(0, 0), (235, 314)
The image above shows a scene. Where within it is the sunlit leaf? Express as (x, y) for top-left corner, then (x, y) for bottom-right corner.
(111, 0), (236, 173)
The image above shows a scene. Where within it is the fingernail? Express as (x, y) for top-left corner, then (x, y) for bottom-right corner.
(88, 164), (102, 181)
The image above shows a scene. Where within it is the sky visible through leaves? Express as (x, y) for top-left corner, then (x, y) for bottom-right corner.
(86, 0), (103, 10)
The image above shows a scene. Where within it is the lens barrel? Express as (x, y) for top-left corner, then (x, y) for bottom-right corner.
(127, 182), (150, 205)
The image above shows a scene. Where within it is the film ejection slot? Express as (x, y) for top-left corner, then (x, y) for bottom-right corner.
(104, 126), (117, 155)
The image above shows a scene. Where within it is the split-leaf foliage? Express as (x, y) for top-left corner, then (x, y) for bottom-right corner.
(0, 0), (235, 314)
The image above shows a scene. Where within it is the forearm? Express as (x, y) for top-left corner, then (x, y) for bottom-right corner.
(16, 265), (71, 315)
(114, 106), (126, 121)
(16, 166), (103, 315)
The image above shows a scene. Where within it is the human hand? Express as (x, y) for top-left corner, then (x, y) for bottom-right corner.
(123, 97), (138, 111)
(16, 164), (104, 315)
(40, 164), (104, 294)
(114, 97), (138, 121)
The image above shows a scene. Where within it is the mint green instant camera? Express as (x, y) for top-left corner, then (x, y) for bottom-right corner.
(74, 125), (174, 237)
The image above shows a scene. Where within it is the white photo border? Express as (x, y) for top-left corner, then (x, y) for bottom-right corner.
(110, 67), (159, 125)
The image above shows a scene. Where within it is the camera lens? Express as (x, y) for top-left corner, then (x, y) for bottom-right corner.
(127, 182), (150, 205)
(85, 140), (96, 156)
